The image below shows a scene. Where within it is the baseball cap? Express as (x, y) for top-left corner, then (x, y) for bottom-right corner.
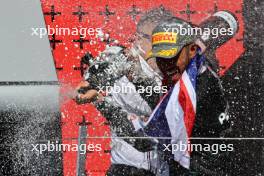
(149, 17), (196, 59)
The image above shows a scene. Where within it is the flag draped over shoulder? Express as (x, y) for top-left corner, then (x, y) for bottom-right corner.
(143, 53), (205, 169)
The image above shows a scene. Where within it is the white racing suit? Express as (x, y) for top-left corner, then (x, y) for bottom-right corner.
(108, 76), (157, 172)
(84, 46), (169, 175)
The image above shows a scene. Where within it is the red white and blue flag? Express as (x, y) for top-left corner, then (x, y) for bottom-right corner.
(143, 54), (205, 169)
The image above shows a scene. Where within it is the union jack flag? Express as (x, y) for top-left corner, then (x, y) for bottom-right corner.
(143, 53), (205, 169)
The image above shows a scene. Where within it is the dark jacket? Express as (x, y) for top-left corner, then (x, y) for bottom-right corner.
(189, 58), (231, 176)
